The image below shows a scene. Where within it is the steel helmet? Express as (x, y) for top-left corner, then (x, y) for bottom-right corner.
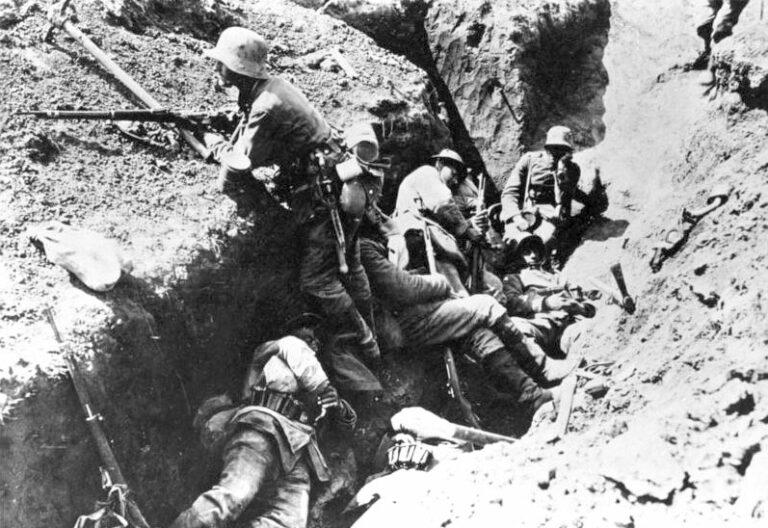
(204, 27), (269, 79)
(431, 148), (465, 168)
(545, 126), (573, 149)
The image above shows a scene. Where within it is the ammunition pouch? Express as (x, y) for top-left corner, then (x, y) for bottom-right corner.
(247, 387), (309, 424)
(526, 184), (556, 206)
(386, 434), (432, 471)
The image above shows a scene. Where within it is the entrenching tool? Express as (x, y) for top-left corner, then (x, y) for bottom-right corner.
(650, 184), (731, 272)
(42, 0), (210, 160)
(488, 78), (523, 124)
(45, 307), (152, 528)
(609, 262), (635, 314)
(415, 196), (481, 429)
(551, 374), (577, 442)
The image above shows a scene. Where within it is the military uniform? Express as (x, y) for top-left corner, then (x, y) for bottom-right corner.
(693, 0), (750, 46)
(393, 166), (502, 300)
(394, 165), (476, 241)
(359, 235), (555, 411)
(211, 74), (381, 359)
(169, 336), (356, 528)
(502, 268), (592, 357)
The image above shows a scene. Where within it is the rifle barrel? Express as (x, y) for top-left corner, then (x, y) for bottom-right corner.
(20, 109), (209, 123)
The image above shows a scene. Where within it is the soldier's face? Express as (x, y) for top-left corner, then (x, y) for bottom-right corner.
(438, 163), (458, 188)
(215, 62), (236, 88)
(522, 247), (544, 268)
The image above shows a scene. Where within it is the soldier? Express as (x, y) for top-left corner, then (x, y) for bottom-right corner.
(358, 219), (579, 413)
(202, 27), (381, 362)
(169, 328), (357, 528)
(394, 149), (486, 246)
(694, 0), (751, 85)
(500, 126), (591, 259)
(392, 149), (500, 298)
(501, 234), (595, 358)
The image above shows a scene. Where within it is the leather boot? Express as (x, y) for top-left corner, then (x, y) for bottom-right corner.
(492, 315), (579, 383)
(346, 306), (381, 364)
(481, 349), (548, 413)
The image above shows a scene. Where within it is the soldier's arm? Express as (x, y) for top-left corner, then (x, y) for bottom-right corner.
(500, 153), (529, 223)
(360, 238), (452, 305)
(501, 273), (545, 316)
(209, 98), (272, 165)
(565, 163), (590, 205)
(275, 336), (330, 393)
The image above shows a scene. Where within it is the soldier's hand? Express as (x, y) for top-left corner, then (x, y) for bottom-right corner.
(512, 215), (529, 231)
(316, 382), (341, 410)
(387, 233), (409, 269)
(203, 131), (227, 149)
(544, 294), (581, 313)
(470, 209), (490, 234)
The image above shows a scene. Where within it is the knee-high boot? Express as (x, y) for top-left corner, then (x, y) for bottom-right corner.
(491, 315), (578, 382)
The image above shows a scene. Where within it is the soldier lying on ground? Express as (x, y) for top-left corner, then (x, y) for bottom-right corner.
(169, 327), (357, 528)
(357, 214), (578, 413)
(501, 234), (596, 358)
(201, 26), (381, 363)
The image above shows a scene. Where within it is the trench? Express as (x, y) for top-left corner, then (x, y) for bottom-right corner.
(0, 2), (613, 528)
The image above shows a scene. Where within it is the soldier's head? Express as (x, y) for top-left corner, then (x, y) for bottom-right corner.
(204, 27), (269, 89)
(431, 149), (466, 189)
(544, 125), (573, 159)
(282, 313), (324, 353)
(518, 235), (546, 269)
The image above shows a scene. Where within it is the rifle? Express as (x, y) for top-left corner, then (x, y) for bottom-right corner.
(467, 170), (487, 293)
(43, 1), (210, 160)
(45, 308), (152, 528)
(315, 152), (349, 274)
(415, 196), (481, 429)
(19, 108), (233, 133)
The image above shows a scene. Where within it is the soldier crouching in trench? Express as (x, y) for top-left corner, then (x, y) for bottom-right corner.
(201, 26), (382, 364)
(168, 322), (356, 528)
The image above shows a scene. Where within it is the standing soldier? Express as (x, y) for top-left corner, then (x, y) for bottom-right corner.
(694, 0), (751, 86)
(169, 329), (357, 528)
(202, 27), (381, 362)
(500, 126), (590, 258)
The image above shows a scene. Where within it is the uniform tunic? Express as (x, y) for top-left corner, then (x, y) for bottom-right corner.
(500, 150), (583, 222)
(170, 337), (354, 528)
(210, 76), (331, 169)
